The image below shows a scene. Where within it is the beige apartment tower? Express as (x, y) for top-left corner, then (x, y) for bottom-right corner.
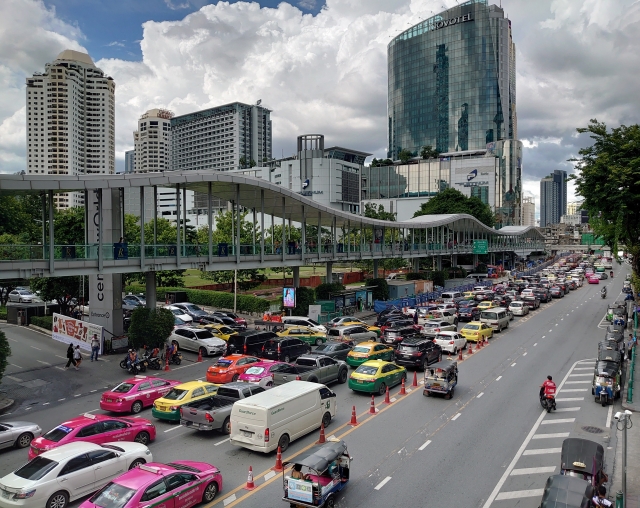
(25, 49), (115, 208)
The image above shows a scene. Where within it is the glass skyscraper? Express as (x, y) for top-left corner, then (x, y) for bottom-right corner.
(385, 0), (521, 225)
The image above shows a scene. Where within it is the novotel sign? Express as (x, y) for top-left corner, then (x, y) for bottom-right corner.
(433, 13), (473, 30)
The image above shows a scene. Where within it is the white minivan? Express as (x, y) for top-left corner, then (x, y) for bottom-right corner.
(480, 307), (510, 332)
(230, 381), (337, 453)
(282, 316), (327, 333)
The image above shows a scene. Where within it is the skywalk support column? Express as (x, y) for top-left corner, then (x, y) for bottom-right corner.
(293, 266), (300, 288)
(145, 272), (156, 309)
(88, 188), (123, 337)
(373, 259), (379, 279)
(326, 262), (333, 284)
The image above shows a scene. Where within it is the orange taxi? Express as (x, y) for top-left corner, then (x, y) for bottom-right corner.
(205, 354), (261, 383)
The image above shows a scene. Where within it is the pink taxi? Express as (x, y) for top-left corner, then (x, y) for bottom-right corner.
(29, 413), (156, 460)
(81, 461), (223, 508)
(100, 376), (181, 414)
(237, 360), (286, 388)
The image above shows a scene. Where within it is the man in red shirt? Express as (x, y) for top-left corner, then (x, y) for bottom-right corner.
(540, 375), (557, 409)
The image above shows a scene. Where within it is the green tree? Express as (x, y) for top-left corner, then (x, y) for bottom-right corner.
(364, 278), (389, 301)
(128, 307), (175, 349)
(292, 286), (315, 316)
(143, 218), (178, 245)
(363, 203), (396, 221)
(30, 276), (85, 316)
(197, 210), (256, 245)
(200, 269), (265, 290)
(123, 214), (141, 243)
(420, 145), (440, 160)
(370, 158), (394, 167)
(0, 330), (10, 385)
(398, 149), (413, 163)
(315, 282), (345, 300)
(413, 187), (495, 227)
(571, 119), (640, 272)
(54, 207), (85, 245)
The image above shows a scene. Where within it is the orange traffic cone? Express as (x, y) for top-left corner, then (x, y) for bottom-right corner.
(197, 349), (203, 363)
(245, 466), (255, 490)
(485, 337), (490, 347)
(384, 385), (391, 404)
(458, 347), (463, 361)
(317, 423), (326, 444)
(164, 356), (170, 371)
(349, 405), (359, 426)
(272, 446), (283, 472)
(400, 377), (406, 395)
(412, 371), (418, 387)
(369, 394), (377, 414)
(475, 340), (481, 352)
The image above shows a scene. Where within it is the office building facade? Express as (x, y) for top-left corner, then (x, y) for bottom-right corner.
(521, 196), (535, 227)
(26, 49), (115, 208)
(387, 1), (521, 225)
(133, 109), (172, 173)
(124, 150), (135, 173)
(540, 170), (567, 227)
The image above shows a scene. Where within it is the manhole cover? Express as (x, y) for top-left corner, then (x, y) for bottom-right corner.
(582, 426), (604, 434)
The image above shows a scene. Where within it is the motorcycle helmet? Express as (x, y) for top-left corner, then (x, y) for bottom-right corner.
(547, 375), (552, 381)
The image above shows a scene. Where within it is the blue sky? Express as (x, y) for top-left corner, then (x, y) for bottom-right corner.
(42, 0), (324, 61)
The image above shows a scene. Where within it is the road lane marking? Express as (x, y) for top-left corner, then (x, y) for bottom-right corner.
(523, 352), (527, 356)
(554, 407), (581, 413)
(9, 363), (22, 368)
(30, 346), (41, 350)
(37, 360), (51, 365)
(214, 438), (230, 446)
(223, 494), (237, 506)
(523, 448), (562, 455)
(55, 355), (66, 359)
(541, 418), (576, 425)
(511, 466), (556, 476)
(263, 471), (276, 481)
(418, 440), (431, 451)
(495, 489), (545, 500)
(477, 392), (484, 398)
(374, 476), (392, 490)
(58, 398), (65, 401)
(482, 358), (586, 508)
(511, 362), (516, 367)
(90, 390), (97, 393)
(55, 366), (65, 371)
(42, 402), (50, 406)
(556, 397), (584, 402)
(533, 343), (537, 346)
(5, 375), (22, 382)
(542, 336), (546, 338)
(85, 408), (100, 413)
(558, 388), (588, 393)
(532, 433), (570, 439)
(607, 405), (613, 428)
(451, 413), (461, 421)
(564, 381), (591, 384)
(164, 426), (182, 433)
(568, 373), (592, 377)
(549, 329), (553, 332)
(496, 376), (502, 381)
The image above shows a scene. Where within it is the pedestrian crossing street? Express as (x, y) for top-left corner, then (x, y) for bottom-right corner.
(485, 359), (611, 507)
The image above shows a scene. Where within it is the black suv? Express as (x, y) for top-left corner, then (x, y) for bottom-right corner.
(381, 326), (420, 346)
(261, 338), (311, 362)
(227, 330), (278, 356)
(394, 337), (442, 370)
(458, 306), (480, 322)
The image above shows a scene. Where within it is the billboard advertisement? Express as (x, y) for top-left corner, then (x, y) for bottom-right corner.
(283, 287), (296, 308)
(52, 313), (104, 353)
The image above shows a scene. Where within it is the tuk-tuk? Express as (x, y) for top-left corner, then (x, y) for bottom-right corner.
(592, 360), (621, 406)
(597, 348), (621, 365)
(598, 340), (619, 352)
(560, 438), (605, 484)
(539, 474), (595, 508)
(282, 439), (351, 508)
(423, 361), (458, 399)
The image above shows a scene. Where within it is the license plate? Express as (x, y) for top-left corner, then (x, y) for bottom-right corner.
(241, 430), (253, 437)
(106, 398), (113, 402)
(357, 380), (363, 384)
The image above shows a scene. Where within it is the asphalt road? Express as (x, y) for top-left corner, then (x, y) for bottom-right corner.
(0, 266), (629, 508)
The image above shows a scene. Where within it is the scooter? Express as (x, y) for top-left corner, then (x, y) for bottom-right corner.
(119, 354), (147, 374)
(143, 354), (162, 370)
(539, 389), (556, 413)
(601, 288), (607, 299)
(161, 351), (183, 365)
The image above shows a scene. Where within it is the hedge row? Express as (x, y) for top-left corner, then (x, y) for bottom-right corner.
(125, 285), (270, 314)
(0, 306), (6, 320)
(30, 316), (53, 330)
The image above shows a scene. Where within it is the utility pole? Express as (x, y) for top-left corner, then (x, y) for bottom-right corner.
(615, 410), (632, 505)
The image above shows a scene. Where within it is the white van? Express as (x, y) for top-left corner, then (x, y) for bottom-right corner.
(229, 381), (337, 453)
(441, 291), (462, 302)
(282, 316), (327, 333)
(480, 307), (510, 332)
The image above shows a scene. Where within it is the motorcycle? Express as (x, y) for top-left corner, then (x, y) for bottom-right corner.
(601, 288), (607, 299)
(119, 355), (147, 374)
(143, 354), (162, 370)
(539, 389), (556, 413)
(161, 351), (183, 365)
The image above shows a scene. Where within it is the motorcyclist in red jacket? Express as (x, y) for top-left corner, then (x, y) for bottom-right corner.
(540, 375), (557, 409)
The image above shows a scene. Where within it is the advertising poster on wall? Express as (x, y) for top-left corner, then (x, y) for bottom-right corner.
(52, 313), (104, 353)
(283, 287), (296, 308)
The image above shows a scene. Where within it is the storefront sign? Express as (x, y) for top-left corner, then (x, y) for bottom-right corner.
(434, 13), (473, 30)
(299, 190), (324, 196)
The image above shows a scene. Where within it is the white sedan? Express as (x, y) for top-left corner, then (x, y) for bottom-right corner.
(509, 301), (530, 316)
(163, 305), (193, 324)
(0, 441), (151, 508)
(431, 331), (467, 355)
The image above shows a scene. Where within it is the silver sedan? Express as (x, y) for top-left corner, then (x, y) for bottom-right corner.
(0, 421), (42, 449)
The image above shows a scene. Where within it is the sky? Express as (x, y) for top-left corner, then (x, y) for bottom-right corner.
(1, 0), (639, 217)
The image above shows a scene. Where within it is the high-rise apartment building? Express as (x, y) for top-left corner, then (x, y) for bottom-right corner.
(133, 109), (173, 173)
(387, 0), (522, 225)
(26, 49), (115, 208)
(124, 150), (135, 173)
(521, 196), (535, 226)
(540, 170), (567, 227)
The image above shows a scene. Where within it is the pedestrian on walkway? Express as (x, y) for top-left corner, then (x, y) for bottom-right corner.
(90, 334), (100, 361)
(73, 345), (82, 370)
(64, 343), (76, 369)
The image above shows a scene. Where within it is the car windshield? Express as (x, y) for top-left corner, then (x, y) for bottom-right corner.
(14, 457), (58, 480)
(398, 345), (418, 352)
(186, 304), (202, 312)
(315, 344), (332, 352)
(43, 425), (73, 442)
(354, 365), (378, 375)
(91, 482), (137, 508)
(464, 325), (480, 330)
(111, 383), (134, 393)
(163, 388), (188, 401)
(219, 327), (234, 334)
(244, 367), (265, 375)
(216, 359), (233, 367)
(194, 330), (214, 339)
(327, 330), (340, 337)
(307, 319), (320, 326)
(352, 346), (371, 353)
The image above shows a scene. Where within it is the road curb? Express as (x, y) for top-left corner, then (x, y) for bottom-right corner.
(0, 396), (15, 414)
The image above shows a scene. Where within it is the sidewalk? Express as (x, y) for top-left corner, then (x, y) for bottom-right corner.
(610, 353), (639, 507)
(0, 392), (14, 414)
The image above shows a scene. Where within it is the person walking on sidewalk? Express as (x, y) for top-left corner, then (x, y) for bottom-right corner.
(65, 343), (76, 369)
(73, 345), (82, 370)
(90, 334), (100, 362)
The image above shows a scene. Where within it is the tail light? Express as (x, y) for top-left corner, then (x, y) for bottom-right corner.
(278, 344), (281, 353)
(434, 328), (440, 332)
(265, 428), (270, 442)
(180, 408), (183, 416)
(205, 413), (214, 423)
(449, 341), (455, 345)
(244, 344), (247, 354)
(170, 406), (178, 411)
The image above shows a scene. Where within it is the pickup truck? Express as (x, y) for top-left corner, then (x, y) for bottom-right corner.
(179, 382), (265, 433)
(271, 355), (349, 386)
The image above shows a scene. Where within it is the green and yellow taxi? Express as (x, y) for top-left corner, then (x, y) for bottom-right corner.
(346, 341), (394, 368)
(348, 360), (407, 395)
(459, 321), (494, 343)
(462, 291), (476, 300)
(151, 380), (219, 421)
(200, 323), (238, 341)
(277, 326), (327, 346)
(338, 320), (382, 338)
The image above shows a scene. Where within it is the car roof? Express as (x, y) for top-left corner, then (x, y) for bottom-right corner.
(354, 341), (378, 347)
(399, 337), (431, 345)
(55, 413), (118, 429)
(434, 331), (459, 337)
(39, 441), (106, 460)
(359, 360), (387, 368)
(107, 462), (195, 490)
(465, 321), (484, 326)
(172, 380), (216, 390)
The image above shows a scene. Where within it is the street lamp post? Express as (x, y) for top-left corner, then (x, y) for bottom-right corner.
(615, 409), (633, 506)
